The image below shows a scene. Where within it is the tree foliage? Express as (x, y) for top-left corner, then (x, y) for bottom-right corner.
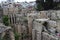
(36, 0), (44, 11)
(36, 0), (58, 10)
(14, 32), (20, 40)
(36, 3), (44, 11)
(14, 32), (29, 40)
(2, 15), (9, 26)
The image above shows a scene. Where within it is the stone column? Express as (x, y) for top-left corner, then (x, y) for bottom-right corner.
(17, 24), (22, 34)
(9, 31), (15, 40)
(36, 32), (41, 40)
(28, 15), (33, 40)
(32, 29), (36, 40)
(15, 24), (22, 40)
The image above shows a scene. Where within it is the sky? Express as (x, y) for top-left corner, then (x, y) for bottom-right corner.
(0, 0), (36, 3)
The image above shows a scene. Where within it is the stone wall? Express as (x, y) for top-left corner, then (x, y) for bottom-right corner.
(41, 10), (60, 31)
(32, 17), (60, 40)
(41, 10), (60, 20)
(42, 32), (58, 40)
(32, 19), (49, 40)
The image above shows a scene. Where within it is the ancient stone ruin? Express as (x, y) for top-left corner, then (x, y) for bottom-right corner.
(0, 23), (15, 40)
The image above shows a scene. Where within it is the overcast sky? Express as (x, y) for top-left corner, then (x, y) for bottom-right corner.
(0, 0), (36, 3)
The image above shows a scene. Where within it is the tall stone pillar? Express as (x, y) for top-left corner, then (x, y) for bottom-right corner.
(9, 31), (15, 40)
(36, 32), (41, 40)
(14, 24), (22, 40)
(17, 24), (22, 34)
(28, 15), (33, 40)
(32, 29), (36, 40)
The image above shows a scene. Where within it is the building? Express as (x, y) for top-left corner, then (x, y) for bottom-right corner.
(7, 0), (14, 3)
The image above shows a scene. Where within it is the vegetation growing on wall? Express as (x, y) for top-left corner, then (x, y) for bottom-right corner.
(2, 15), (9, 26)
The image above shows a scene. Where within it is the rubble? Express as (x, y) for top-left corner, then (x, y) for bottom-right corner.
(0, 23), (15, 40)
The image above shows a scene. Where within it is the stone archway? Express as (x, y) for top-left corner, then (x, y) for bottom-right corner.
(0, 23), (15, 40)
(1, 30), (15, 40)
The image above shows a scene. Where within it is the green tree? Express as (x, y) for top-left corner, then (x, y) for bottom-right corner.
(2, 15), (9, 26)
(14, 32), (20, 40)
(37, 3), (44, 11)
(36, 0), (44, 11)
(36, 0), (57, 10)
(43, 0), (53, 10)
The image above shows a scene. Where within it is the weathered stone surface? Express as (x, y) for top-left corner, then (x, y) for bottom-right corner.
(32, 19), (49, 40)
(56, 11), (60, 19)
(31, 10), (60, 40)
(15, 24), (22, 34)
(40, 11), (48, 19)
(0, 23), (11, 33)
(0, 23), (15, 40)
(56, 20), (60, 32)
(42, 32), (58, 40)
(36, 32), (41, 40)
(9, 31), (15, 40)
(50, 35), (58, 40)
(32, 29), (36, 40)
(50, 12), (57, 20)
(47, 20), (57, 27)
(42, 32), (50, 40)
(33, 19), (49, 33)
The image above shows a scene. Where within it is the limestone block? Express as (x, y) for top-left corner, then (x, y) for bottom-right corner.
(32, 29), (36, 40)
(50, 12), (57, 20)
(9, 31), (15, 40)
(50, 35), (58, 40)
(42, 32), (50, 40)
(47, 20), (57, 27)
(56, 11), (60, 19)
(57, 13), (60, 19)
(22, 25), (27, 33)
(28, 16), (33, 35)
(15, 24), (22, 34)
(27, 14), (35, 40)
(42, 32), (58, 40)
(33, 21), (42, 33)
(49, 27), (56, 34)
(33, 19), (49, 33)
(46, 12), (51, 18)
(36, 32), (41, 40)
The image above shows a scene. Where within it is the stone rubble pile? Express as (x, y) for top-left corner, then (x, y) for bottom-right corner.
(0, 23), (15, 40)
(42, 32), (58, 40)
(15, 10), (60, 40)
(4, 10), (60, 40)
(32, 18), (60, 40)
(27, 10), (60, 40)
(43, 10), (60, 31)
